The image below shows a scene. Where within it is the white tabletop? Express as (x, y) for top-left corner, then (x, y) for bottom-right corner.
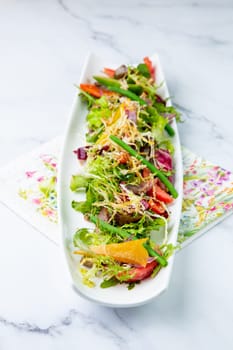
(0, 1), (233, 349)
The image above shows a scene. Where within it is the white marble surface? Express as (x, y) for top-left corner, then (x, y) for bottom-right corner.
(0, 0), (233, 349)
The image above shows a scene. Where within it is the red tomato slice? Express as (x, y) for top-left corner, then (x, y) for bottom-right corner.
(143, 56), (155, 81)
(155, 185), (173, 204)
(103, 67), (115, 78)
(120, 260), (158, 283)
(148, 199), (165, 214)
(80, 84), (102, 98)
(147, 182), (173, 205)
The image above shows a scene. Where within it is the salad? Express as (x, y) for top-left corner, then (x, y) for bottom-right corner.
(70, 56), (180, 289)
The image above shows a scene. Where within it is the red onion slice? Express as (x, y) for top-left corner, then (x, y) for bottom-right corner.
(73, 146), (89, 160)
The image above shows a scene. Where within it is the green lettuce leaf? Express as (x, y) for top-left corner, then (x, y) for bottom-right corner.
(70, 175), (89, 192)
(86, 96), (111, 130)
(136, 63), (150, 78)
(72, 200), (92, 214)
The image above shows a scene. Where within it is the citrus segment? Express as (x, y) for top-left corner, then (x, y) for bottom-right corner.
(90, 238), (149, 267)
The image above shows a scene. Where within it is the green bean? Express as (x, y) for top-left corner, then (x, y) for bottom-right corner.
(94, 76), (147, 105)
(89, 215), (130, 239)
(109, 135), (178, 198)
(93, 76), (121, 88)
(165, 123), (175, 136)
(110, 86), (147, 105)
(127, 84), (143, 96)
(143, 243), (168, 267)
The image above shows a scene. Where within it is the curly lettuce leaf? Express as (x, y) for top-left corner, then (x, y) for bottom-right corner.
(72, 200), (92, 214)
(121, 215), (165, 238)
(70, 175), (89, 192)
(79, 254), (132, 288)
(86, 96), (111, 130)
(73, 227), (117, 249)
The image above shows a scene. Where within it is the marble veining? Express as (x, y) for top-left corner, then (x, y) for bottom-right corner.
(0, 316), (58, 336)
(175, 103), (225, 141)
(0, 308), (128, 347)
(57, 0), (130, 59)
(0, 0), (233, 349)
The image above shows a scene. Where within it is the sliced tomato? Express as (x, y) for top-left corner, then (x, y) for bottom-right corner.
(118, 260), (158, 283)
(155, 185), (173, 204)
(80, 84), (102, 98)
(148, 199), (165, 214)
(147, 181), (173, 205)
(143, 56), (155, 81)
(103, 67), (115, 78)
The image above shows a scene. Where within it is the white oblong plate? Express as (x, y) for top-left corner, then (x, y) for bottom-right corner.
(58, 53), (183, 308)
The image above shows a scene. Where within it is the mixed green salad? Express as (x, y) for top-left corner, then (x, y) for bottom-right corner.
(71, 57), (180, 289)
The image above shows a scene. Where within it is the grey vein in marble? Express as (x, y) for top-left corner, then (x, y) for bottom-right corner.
(113, 309), (135, 332)
(0, 316), (58, 336)
(170, 31), (230, 47)
(0, 309), (127, 347)
(143, 21), (230, 49)
(57, 0), (130, 60)
(57, 0), (87, 24)
(98, 14), (141, 26)
(62, 309), (126, 348)
(174, 102), (229, 143)
(137, 0), (233, 8)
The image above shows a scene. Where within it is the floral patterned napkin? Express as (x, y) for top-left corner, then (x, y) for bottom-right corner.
(0, 137), (232, 247)
(178, 148), (233, 246)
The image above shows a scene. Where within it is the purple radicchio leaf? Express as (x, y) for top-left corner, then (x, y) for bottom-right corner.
(155, 149), (172, 172)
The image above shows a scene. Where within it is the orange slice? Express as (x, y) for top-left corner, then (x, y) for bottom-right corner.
(90, 238), (149, 267)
